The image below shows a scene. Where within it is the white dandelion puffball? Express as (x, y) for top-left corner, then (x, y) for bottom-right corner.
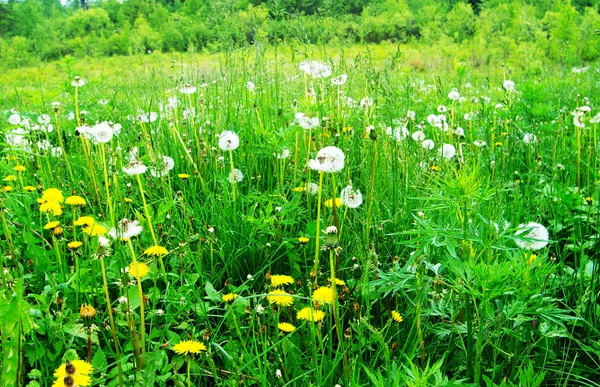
(437, 105), (447, 113)
(422, 139), (435, 150)
(407, 110), (416, 120)
(455, 127), (465, 137)
(88, 122), (114, 144)
(503, 80), (515, 92)
(138, 112), (158, 123)
(412, 131), (425, 142)
(340, 185), (363, 209)
(218, 130), (240, 151)
(439, 144), (456, 160)
(295, 113), (320, 130)
(331, 74), (348, 86)
(298, 60), (332, 79)
(276, 149), (290, 159)
(150, 155), (175, 178)
(474, 140), (487, 147)
(448, 90), (460, 101)
(523, 133), (537, 144)
(246, 81), (256, 91)
(515, 222), (549, 250)
(51, 147), (63, 157)
(308, 146), (345, 173)
(179, 83), (197, 95)
(122, 161), (148, 176)
(228, 168), (243, 183)
(8, 113), (21, 125)
(108, 219), (143, 240)
(71, 76), (85, 87)
(306, 182), (319, 195)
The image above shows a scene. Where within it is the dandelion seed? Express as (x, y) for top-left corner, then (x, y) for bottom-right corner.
(340, 185), (363, 209)
(503, 80), (515, 92)
(122, 161), (148, 175)
(411, 131), (425, 141)
(422, 139), (435, 150)
(523, 133), (537, 144)
(308, 146), (345, 173)
(439, 144), (456, 160)
(179, 83), (197, 95)
(515, 222), (549, 251)
(448, 90), (460, 101)
(8, 113), (21, 125)
(109, 219), (143, 240)
(295, 113), (320, 130)
(87, 122), (114, 144)
(228, 169), (243, 183)
(454, 127), (465, 137)
(298, 60), (332, 78)
(218, 131), (239, 151)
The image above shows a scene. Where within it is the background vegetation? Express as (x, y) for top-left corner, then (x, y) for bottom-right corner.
(1, 0), (600, 69)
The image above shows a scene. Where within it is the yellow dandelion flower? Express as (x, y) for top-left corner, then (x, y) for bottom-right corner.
(495, 142), (503, 147)
(53, 360), (93, 387)
(267, 289), (294, 306)
(312, 287), (334, 304)
(68, 241), (83, 249)
(391, 310), (403, 323)
(40, 201), (62, 216)
(82, 224), (107, 236)
(23, 185), (36, 192)
(14, 165), (26, 172)
(297, 307), (325, 322)
(2, 186), (13, 192)
(178, 174), (190, 179)
(293, 186), (306, 192)
(42, 188), (64, 203)
(325, 198), (343, 208)
(278, 322), (296, 333)
(270, 274), (294, 287)
(298, 237), (309, 244)
(74, 216), (95, 227)
(128, 261), (150, 278)
(79, 304), (96, 319)
(124, 197), (133, 203)
(3, 175), (17, 182)
(65, 196), (86, 206)
(527, 253), (537, 266)
(431, 165), (441, 172)
(144, 245), (169, 256)
(329, 277), (346, 286)
(44, 221), (60, 230)
(222, 293), (238, 302)
(172, 340), (206, 355)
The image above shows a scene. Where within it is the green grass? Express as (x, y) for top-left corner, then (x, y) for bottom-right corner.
(1, 43), (599, 387)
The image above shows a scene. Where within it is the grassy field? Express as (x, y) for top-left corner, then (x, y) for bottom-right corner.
(1, 43), (600, 387)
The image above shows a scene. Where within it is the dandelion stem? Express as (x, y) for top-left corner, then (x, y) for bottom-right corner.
(229, 149), (236, 201)
(135, 174), (166, 276)
(99, 255), (124, 387)
(127, 239), (146, 357)
(313, 172), (324, 281)
(187, 356), (192, 387)
(99, 145), (115, 226)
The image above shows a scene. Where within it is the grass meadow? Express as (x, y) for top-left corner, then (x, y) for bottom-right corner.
(1, 43), (600, 387)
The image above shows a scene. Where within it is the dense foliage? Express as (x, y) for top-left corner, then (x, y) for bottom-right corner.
(1, 0), (600, 68)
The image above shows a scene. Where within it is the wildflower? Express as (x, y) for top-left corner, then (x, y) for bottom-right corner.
(454, 127), (465, 137)
(298, 60), (331, 78)
(124, 197), (133, 203)
(218, 131), (239, 151)
(227, 169), (243, 183)
(312, 287), (334, 304)
(172, 340), (206, 355)
(222, 293), (238, 302)
(308, 146), (345, 173)
(150, 155), (175, 178)
(65, 196), (86, 206)
(422, 139), (435, 150)
(448, 90), (460, 101)
(23, 185), (36, 192)
(44, 221), (60, 230)
(298, 237), (309, 244)
(340, 185), (363, 209)
(503, 80), (515, 92)
(87, 122), (113, 144)
(411, 131), (425, 142)
(71, 76), (86, 87)
(8, 113), (21, 125)
(3, 175), (16, 182)
(474, 140), (487, 147)
(128, 261), (150, 278)
(144, 245), (169, 256)
(178, 174), (190, 179)
(295, 113), (320, 130)
(437, 105), (447, 113)
(276, 149), (290, 159)
(275, 369), (283, 379)
(2, 186), (13, 192)
(122, 161), (147, 175)
(527, 253), (537, 266)
(439, 144), (456, 160)
(138, 112), (157, 123)
(270, 275), (294, 287)
(329, 278), (345, 286)
(14, 165), (26, 172)
(325, 198), (343, 208)
(523, 133), (537, 144)
(40, 201), (62, 216)
(360, 96), (373, 108)
(515, 222), (549, 251)
(306, 182), (319, 195)
(83, 224), (107, 237)
(42, 188), (64, 203)
(294, 186), (306, 192)
(278, 322), (296, 333)
(108, 219), (143, 240)
(297, 307), (325, 322)
(68, 241), (83, 249)
(495, 142), (503, 147)
(246, 81), (255, 91)
(391, 311), (404, 322)
(331, 74), (348, 85)
(79, 304), (96, 319)
(74, 216), (95, 227)
(53, 360), (92, 387)
(267, 289), (294, 306)
(179, 83), (197, 95)
(431, 165), (441, 172)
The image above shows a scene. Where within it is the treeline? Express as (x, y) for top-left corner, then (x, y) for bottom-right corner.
(0, 0), (599, 68)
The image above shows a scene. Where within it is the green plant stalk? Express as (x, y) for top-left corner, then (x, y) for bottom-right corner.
(313, 171), (324, 281)
(53, 112), (74, 182)
(127, 239), (146, 357)
(229, 149), (236, 201)
(135, 174), (166, 276)
(465, 293), (474, 381)
(98, 254), (124, 386)
(365, 140), (377, 240)
(99, 145), (115, 225)
(187, 356), (191, 387)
